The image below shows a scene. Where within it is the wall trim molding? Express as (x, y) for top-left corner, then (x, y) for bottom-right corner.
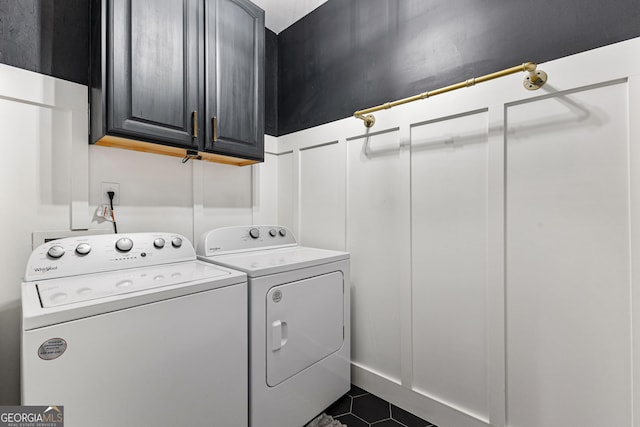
(352, 363), (489, 427)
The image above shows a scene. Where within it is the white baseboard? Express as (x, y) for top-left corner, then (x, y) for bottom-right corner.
(351, 362), (489, 427)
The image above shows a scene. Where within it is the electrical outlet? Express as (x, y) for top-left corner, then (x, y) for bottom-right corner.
(101, 182), (120, 205)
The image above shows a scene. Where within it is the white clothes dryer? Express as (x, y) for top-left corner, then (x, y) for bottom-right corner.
(21, 232), (248, 427)
(197, 225), (350, 427)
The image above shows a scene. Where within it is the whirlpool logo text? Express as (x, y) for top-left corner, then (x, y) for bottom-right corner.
(33, 266), (58, 273)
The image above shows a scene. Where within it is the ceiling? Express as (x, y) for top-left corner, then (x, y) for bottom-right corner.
(250, 0), (328, 34)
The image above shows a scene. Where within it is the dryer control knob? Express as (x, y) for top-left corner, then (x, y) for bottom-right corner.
(75, 243), (91, 255)
(269, 229), (277, 237)
(154, 238), (165, 249)
(47, 245), (65, 259)
(278, 229), (287, 237)
(171, 237), (183, 248)
(115, 237), (133, 252)
(249, 228), (260, 239)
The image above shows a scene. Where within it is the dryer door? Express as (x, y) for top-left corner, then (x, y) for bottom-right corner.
(266, 271), (344, 387)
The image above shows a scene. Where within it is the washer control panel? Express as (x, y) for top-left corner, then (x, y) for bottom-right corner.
(197, 225), (297, 256)
(25, 232), (195, 281)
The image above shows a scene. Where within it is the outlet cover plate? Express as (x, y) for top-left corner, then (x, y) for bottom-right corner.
(101, 182), (120, 205)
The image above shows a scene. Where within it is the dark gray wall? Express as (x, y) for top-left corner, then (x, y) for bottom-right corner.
(265, 28), (278, 136)
(278, 0), (640, 136)
(3, 0), (640, 137)
(0, 0), (89, 85)
(0, 2), (279, 136)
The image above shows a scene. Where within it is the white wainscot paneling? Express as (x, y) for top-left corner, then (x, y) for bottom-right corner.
(299, 141), (346, 250)
(252, 153), (279, 225)
(278, 152), (294, 231)
(411, 110), (489, 421)
(506, 81), (631, 426)
(200, 159), (253, 233)
(252, 136), (281, 226)
(347, 128), (409, 383)
(0, 65), (88, 405)
(89, 146), (195, 240)
(0, 103), (72, 289)
(0, 95), (53, 408)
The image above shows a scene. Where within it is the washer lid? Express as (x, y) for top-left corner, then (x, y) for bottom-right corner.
(22, 261), (247, 330)
(37, 261), (232, 308)
(199, 246), (349, 277)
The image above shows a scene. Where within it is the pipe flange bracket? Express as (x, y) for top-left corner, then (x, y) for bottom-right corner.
(523, 70), (548, 90)
(364, 114), (376, 128)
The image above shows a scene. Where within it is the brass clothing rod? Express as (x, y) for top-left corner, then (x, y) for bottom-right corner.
(354, 62), (547, 128)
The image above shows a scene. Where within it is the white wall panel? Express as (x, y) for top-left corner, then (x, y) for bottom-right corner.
(0, 103), (72, 298)
(252, 151), (279, 226)
(278, 152), (295, 231)
(90, 136), (257, 246)
(411, 111), (489, 420)
(0, 66), (87, 405)
(506, 82), (631, 426)
(299, 141), (346, 250)
(202, 161), (252, 209)
(88, 146), (195, 240)
(275, 39), (640, 427)
(0, 99), (50, 406)
(200, 158), (253, 234)
(630, 76), (640, 427)
(346, 128), (409, 383)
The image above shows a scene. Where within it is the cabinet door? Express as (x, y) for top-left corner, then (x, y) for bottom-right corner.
(109, 0), (202, 149)
(205, 0), (264, 161)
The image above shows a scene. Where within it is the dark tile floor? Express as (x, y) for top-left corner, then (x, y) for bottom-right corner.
(320, 384), (437, 427)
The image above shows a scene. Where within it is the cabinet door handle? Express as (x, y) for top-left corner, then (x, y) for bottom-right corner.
(192, 111), (198, 138)
(212, 116), (218, 143)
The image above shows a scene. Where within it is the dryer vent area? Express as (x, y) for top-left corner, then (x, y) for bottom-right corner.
(313, 385), (437, 427)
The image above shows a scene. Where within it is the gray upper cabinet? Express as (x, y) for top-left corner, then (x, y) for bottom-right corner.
(90, 0), (264, 164)
(205, 0), (264, 161)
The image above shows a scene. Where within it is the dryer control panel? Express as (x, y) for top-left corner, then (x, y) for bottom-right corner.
(24, 233), (195, 281)
(197, 225), (297, 256)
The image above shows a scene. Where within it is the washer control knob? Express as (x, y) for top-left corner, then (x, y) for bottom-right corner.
(249, 228), (260, 239)
(278, 228), (287, 237)
(269, 228), (277, 237)
(115, 237), (133, 252)
(154, 238), (166, 249)
(47, 245), (65, 259)
(75, 243), (91, 256)
(171, 237), (183, 248)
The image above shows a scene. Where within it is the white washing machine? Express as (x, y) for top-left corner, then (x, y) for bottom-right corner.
(196, 225), (350, 427)
(21, 232), (248, 427)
